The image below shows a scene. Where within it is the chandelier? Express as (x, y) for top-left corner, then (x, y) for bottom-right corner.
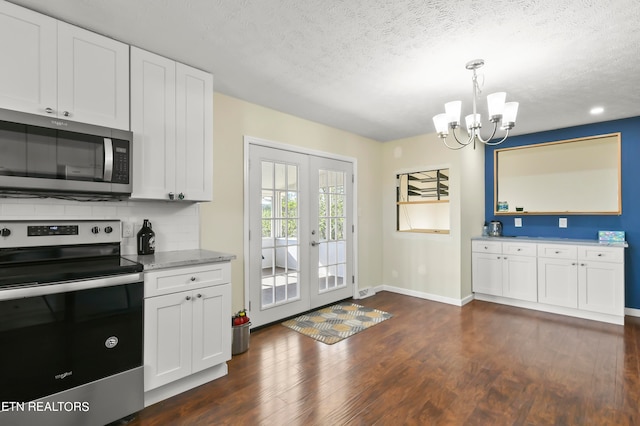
(432, 59), (519, 150)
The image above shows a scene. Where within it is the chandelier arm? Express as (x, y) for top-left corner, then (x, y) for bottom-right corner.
(451, 126), (474, 146)
(475, 121), (499, 144)
(479, 128), (511, 146)
(441, 136), (468, 150)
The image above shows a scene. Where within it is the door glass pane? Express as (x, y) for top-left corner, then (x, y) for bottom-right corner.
(261, 159), (300, 309)
(317, 169), (348, 294)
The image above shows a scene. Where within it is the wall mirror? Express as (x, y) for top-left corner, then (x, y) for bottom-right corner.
(494, 133), (621, 215)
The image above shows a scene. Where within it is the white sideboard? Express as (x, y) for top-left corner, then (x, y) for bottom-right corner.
(472, 237), (627, 325)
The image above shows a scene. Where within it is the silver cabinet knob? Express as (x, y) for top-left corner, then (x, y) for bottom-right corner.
(178, 192), (185, 200)
(168, 192), (175, 200)
(196, 294), (202, 298)
(190, 276), (196, 282)
(63, 111), (70, 117)
(45, 107), (54, 114)
(311, 241), (319, 247)
(185, 295), (191, 301)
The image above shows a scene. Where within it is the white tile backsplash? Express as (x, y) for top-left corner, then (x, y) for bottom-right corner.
(0, 198), (200, 255)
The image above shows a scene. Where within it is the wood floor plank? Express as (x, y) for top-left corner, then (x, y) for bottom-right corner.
(127, 292), (640, 425)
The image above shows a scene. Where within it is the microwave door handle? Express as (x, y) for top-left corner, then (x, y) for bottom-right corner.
(104, 138), (113, 182)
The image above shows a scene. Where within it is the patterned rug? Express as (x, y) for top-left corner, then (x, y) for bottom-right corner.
(282, 302), (392, 344)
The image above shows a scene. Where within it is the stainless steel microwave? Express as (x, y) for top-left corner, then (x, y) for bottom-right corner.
(0, 108), (132, 197)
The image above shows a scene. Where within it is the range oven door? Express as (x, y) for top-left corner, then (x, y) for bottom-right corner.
(0, 275), (143, 403)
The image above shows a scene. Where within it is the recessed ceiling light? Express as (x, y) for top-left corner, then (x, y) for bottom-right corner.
(590, 106), (604, 115)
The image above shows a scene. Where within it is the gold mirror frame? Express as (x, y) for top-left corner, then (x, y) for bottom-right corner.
(494, 133), (621, 215)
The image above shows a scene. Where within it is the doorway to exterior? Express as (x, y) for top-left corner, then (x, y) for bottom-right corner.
(246, 139), (356, 327)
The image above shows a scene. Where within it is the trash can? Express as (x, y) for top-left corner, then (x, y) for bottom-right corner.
(232, 322), (251, 355)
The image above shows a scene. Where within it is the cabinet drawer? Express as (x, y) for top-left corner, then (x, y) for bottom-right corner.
(472, 240), (502, 254)
(537, 244), (577, 259)
(502, 242), (536, 257)
(145, 262), (231, 297)
(578, 246), (624, 263)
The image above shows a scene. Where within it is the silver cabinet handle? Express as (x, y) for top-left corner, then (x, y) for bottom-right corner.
(63, 111), (70, 117)
(190, 277), (196, 282)
(168, 192), (175, 200)
(597, 253), (603, 257)
(45, 107), (54, 114)
(185, 296), (191, 301)
(178, 192), (185, 200)
(196, 294), (202, 298)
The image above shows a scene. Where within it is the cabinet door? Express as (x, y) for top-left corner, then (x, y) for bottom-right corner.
(502, 255), (538, 302)
(57, 22), (129, 129)
(144, 292), (193, 391)
(175, 63), (213, 201)
(537, 257), (578, 308)
(472, 252), (503, 296)
(130, 47), (177, 200)
(192, 283), (232, 373)
(578, 261), (624, 315)
(0, 2), (57, 115)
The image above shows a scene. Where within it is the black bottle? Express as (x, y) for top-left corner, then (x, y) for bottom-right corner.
(137, 219), (156, 255)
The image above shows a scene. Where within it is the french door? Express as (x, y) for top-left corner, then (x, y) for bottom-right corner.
(248, 144), (354, 327)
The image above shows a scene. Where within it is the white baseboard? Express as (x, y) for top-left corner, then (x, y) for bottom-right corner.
(377, 284), (470, 307)
(625, 307), (640, 317)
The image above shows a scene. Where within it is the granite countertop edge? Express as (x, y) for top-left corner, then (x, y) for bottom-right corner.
(472, 236), (629, 248)
(123, 249), (236, 271)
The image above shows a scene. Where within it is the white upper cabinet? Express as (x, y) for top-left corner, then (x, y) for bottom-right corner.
(0, 2), (57, 115)
(0, 1), (129, 130)
(130, 47), (177, 200)
(57, 22), (129, 129)
(176, 64), (213, 202)
(131, 47), (213, 202)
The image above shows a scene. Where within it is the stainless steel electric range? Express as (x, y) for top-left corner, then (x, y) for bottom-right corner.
(0, 220), (144, 426)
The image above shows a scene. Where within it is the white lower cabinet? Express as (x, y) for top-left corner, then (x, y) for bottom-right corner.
(577, 246), (625, 317)
(471, 240), (537, 302)
(473, 238), (626, 324)
(143, 263), (231, 395)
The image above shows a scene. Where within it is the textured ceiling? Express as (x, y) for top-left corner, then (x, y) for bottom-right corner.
(8, 0), (640, 142)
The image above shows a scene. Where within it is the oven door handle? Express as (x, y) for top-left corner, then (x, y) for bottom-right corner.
(104, 137), (114, 182)
(0, 272), (143, 301)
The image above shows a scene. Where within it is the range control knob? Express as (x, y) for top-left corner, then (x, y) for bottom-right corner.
(1, 228), (11, 237)
(91, 226), (101, 234)
(104, 226), (113, 234)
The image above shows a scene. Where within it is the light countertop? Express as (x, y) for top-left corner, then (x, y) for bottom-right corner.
(472, 236), (628, 248)
(123, 249), (236, 270)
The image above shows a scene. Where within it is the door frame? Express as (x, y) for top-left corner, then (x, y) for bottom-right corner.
(243, 135), (359, 321)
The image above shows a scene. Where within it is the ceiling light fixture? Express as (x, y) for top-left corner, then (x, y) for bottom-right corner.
(433, 59), (519, 150)
(590, 106), (604, 115)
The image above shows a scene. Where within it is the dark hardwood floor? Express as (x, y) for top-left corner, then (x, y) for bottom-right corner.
(128, 292), (640, 425)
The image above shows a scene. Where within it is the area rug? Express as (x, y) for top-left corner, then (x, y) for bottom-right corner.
(282, 302), (392, 344)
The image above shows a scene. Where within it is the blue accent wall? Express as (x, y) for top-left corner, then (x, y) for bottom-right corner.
(484, 116), (640, 309)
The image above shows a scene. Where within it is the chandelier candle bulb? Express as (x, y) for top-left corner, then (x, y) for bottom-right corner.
(466, 114), (481, 131)
(501, 102), (519, 129)
(445, 100), (462, 125)
(487, 92), (506, 120)
(433, 113), (449, 136)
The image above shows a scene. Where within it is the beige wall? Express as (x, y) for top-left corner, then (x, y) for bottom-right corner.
(381, 134), (484, 301)
(200, 93), (384, 310)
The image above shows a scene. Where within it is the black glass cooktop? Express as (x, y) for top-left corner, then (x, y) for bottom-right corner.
(0, 243), (143, 288)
